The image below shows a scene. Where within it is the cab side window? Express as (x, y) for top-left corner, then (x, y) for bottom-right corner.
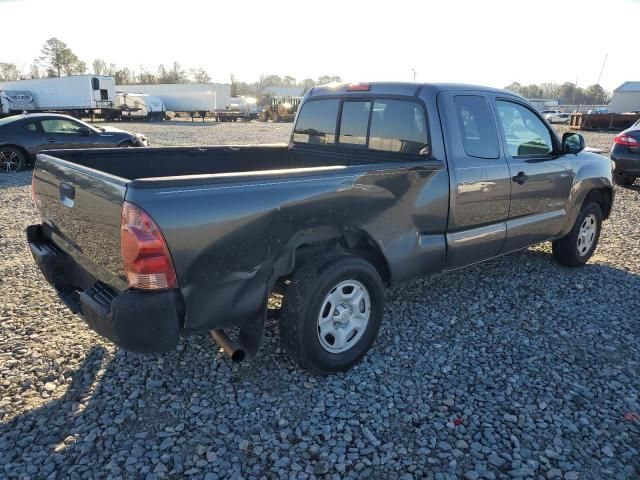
(453, 95), (499, 159)
(369, 100), (428, 155)
(496, 100), (553, 157)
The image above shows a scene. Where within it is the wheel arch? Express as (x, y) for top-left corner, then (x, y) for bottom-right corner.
(0, 143), (32, 164)
(268, 225), (392, 294)
(583, 186), (613, 220)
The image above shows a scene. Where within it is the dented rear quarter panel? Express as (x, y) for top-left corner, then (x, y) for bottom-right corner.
(125, 159), (450, 333)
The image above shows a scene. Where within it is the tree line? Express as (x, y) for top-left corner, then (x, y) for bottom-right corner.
(504, 82), (610, 105)
(0, 37), (342, 96)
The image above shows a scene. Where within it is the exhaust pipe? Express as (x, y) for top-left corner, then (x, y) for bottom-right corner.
(211, 330), (246, 363)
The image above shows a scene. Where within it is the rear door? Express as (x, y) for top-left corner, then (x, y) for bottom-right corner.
(492, 98), (574, 252)
(437, 91), (511, 268)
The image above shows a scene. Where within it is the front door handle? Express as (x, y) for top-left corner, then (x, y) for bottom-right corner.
(512, 171), (529, 185)
(47, 138), (56, 143)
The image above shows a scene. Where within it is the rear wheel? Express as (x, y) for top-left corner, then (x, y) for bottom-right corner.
(614, 174), (636, 186)
(552, 201), (602, 267)
(0, 147), (26, 173)
(279, 253), (385, 373)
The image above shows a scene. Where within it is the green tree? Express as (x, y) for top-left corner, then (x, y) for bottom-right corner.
(300, 78), (316, 94)
(585, 84), (608, 104)
(282, 75), (296, 87)
(317, 75), (342, 85)
(504, 82), (523, 95)
(39, 37), (86, 77)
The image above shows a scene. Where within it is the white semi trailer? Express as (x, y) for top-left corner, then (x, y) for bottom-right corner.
(0, 75), (116, 118)
(116, 83), (234, 121)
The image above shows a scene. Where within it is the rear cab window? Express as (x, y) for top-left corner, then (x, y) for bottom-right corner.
(293, 96), (428, 157)
(292, 99), (339, 145)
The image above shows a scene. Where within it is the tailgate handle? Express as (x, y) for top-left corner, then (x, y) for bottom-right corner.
(59, 182), (75, 207)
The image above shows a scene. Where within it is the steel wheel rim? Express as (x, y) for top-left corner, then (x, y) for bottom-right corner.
(577, 213), (597, 256)
(0, 150), (21, 173)
(317, 279), (371, 353)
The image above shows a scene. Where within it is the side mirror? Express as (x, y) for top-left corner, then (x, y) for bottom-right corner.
(562, 132), (585, 154)
(78, 126), (92, 136)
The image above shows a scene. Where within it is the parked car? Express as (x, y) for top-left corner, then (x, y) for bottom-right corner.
(27, 82), (614, 373)
(0, 113), (148, 173)
(541, 110), (571, 124)
(610, 118), (640, 186)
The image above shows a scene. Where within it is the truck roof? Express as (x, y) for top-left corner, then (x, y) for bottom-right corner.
(308, 82), (519, 99)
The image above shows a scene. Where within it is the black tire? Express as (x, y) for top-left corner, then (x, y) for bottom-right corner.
(614, 174), (636, 186)
(279, 252), (385, 373)
(0, 146), (27, 173)
(552, 202), (602, 267)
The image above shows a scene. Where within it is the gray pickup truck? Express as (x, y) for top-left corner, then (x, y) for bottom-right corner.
(28, 82), (614, 373)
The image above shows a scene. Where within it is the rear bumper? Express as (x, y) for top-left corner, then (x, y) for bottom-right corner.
(27, 224), (182, 353)
(611, 146), (640, 176)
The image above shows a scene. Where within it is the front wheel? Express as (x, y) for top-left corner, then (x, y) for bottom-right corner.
(552, 202), (602, 267)
(279, 253), (385, 373)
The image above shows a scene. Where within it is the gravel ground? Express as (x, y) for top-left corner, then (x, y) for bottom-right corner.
(1, 123), (639, 480)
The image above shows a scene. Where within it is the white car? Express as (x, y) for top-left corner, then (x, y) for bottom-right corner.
(541, 110), (571, 124)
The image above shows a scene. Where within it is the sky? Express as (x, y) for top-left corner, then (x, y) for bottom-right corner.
(1, 0), (639, 91)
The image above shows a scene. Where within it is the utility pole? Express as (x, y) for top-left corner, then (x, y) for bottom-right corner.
(596, 53), (608, 86)
(571, 76), (579, 105)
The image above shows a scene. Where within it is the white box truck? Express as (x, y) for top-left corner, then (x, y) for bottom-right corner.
(0, 75), (116, 117)
(115, 93), (166, 121)
(116, 83), (233, 121)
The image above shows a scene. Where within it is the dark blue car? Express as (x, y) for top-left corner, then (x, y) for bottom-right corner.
(0, 113), (148, 173)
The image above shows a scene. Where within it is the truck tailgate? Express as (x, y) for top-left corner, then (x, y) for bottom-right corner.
(32, 152), (129, 291)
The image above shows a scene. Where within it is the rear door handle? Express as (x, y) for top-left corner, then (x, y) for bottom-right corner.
(47, 138), (56, 143)
(512, 172), (529, 185)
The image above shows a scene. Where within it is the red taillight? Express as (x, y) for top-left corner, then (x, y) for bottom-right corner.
(614, 133), (639, 147)
(347, 83), (371, 91)
(121, 201), (177, 290)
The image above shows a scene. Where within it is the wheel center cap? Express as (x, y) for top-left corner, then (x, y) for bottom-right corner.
(333, 304), (351, 325)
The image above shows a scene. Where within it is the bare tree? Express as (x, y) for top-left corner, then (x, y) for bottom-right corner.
(0, 63), (21, 81)
(28, 63), (41, 79)
(190, 68), (211, 83)
(92, 58), (107, 75)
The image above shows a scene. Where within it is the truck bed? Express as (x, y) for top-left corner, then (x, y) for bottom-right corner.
(41, 144), (376, 182)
